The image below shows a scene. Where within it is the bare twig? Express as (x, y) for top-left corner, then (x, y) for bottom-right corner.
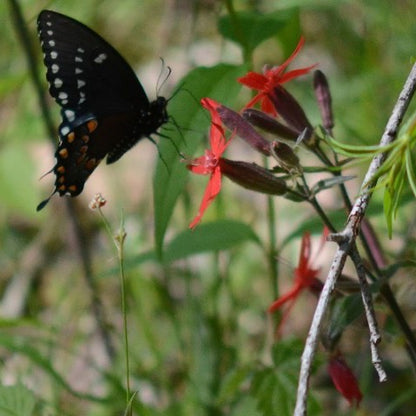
(349, 246), (386, 382)
(294, 62), (416, 416)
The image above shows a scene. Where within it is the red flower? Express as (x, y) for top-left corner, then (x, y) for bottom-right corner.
(238, 37), (315, 116)
(328, 355), (363, 407)
(186, 98), (232, 229)
(268, 229), (327, 331)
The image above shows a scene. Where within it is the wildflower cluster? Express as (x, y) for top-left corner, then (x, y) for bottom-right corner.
(184, 37), (363, 406)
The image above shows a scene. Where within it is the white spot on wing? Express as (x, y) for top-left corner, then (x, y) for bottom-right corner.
(77, 47), (85, 53)
(50, 51), (58, 59)
(47, 30), (53, 36)
(64, 109), (76, 122)
(75, 68), (83, 74)
(54, 78), (63, 88)
(78, 92), (86, 104)
(58, 92), (68, 100)
(75, 56), (83, 63)
(60, 126), (70, 136)
(77, 79), (86, 89)
(94, 53), (107, 64)
(48, 40), (56, 47)
(51, 64), (59, 73)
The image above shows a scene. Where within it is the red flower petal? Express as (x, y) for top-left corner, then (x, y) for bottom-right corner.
(268, 281), (302, 313)
(238, 72), (268, 89)
(189, 165), (222, 229)
(273, 36), (305, 75)
(238, 37), (315, 116)
(188, 97), (233, 229)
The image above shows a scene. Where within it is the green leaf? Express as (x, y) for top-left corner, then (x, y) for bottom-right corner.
(153, 64), (247, 259)
(383, 186), (394, 239)
(217, 366), (251, 405)
(310, 175), (355, 196)
(229, 396), (262, 416)
(0, 384), (36, 416)
(327, 294), (363, 345)
(163, 220), (261, 263)
(405, 148), (416, 198)
(218, 10), (299, 56)
(271, 338), (304, 368)
(326, 135), (393, 157)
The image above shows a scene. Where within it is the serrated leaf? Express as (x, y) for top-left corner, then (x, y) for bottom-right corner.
(163, 220), (261, 263)
(153, 64), (247, 259)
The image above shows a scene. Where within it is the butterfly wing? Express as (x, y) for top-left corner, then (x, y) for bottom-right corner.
(36, 10), (168, 210)
(38, 10), (149, 114)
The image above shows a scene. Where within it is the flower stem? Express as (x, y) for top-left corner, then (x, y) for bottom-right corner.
(98, 208), (132, 413)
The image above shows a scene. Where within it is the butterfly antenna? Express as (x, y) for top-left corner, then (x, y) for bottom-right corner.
(156, 58), (172, 96)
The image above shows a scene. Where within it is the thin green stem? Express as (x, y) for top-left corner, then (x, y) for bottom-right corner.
(267, 195), (279, 299)
(98, 208), (132, 413)
(117, 229), (131, 410)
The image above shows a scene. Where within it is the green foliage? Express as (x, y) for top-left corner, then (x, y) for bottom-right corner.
(153, 64), (247, 257)
(218, 9), (300, 59)
(0, 384), (36, 416)
(163, 220), (261, 263)
(3, 0), (416, 415)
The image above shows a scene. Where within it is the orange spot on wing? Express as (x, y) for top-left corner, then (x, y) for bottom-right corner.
(59, 148), (68, 159)
(87, 119), (98, 133)
(67, 132), (75, 143)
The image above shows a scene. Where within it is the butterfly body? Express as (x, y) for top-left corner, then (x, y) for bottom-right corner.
(37, 10), (168, 210)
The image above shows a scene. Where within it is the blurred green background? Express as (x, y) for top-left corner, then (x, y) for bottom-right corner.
(1, 1), (416, 415)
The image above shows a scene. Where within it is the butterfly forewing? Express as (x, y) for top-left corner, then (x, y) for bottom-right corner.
(37, 10), (149, 112)
(36, 10), (169, 210)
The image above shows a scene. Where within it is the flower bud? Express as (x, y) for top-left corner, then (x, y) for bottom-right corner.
(242, 108), (299, 141)
(328, 354), (363, 407)
(216, 105), (272, 156)
(89, 193), (107, 210)
(314, 70), (334, 132)
(271, 141), (302, 173)
(270, 86), (313, 136)
(219, 158), (287, 195)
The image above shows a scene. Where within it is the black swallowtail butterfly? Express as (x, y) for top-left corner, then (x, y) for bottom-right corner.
(36, 10), (169, 211)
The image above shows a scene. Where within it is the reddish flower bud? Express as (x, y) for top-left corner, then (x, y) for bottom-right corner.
(269, 86), (313, 135)
(242, 108), (299, 141)
(216, 105), (272, 156)
(314, 70), (334, 132)
(328, 355), (363, 407)
(219, 158), (287, 195)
